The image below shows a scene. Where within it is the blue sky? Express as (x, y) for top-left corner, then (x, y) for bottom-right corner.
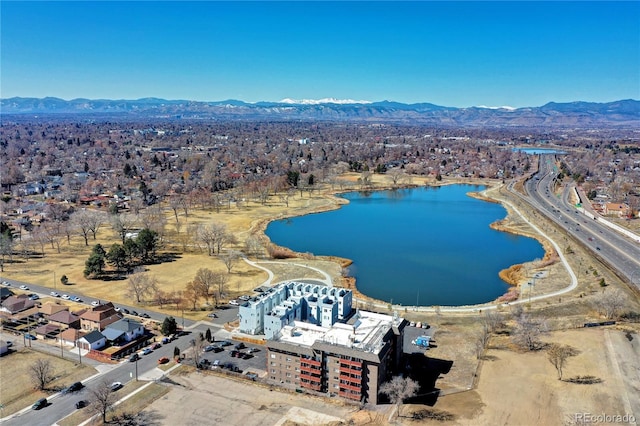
(1, 1), (638, 107)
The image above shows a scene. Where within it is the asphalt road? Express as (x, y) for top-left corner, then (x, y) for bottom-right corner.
(516, 154), (640, 292)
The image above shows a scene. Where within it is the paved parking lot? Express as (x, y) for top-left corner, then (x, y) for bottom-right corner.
(197, 338), (267, 376)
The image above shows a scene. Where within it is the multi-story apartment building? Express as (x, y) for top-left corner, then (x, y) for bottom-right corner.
(239, 282), (353, 338)
(265, 310), (406, 404)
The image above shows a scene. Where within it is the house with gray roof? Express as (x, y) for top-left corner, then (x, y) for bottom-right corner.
(102, 318), (144, 344)
(77, 330), (106, 351)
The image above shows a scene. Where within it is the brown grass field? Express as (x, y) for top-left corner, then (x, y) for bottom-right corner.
(0, 347), (97, 416)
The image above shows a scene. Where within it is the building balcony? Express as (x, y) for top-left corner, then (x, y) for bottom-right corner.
(339, 366), (362, 376)
(300, 364), (322, 375)
(339, 390), (361, 400)
(301, 358), (321, 367)
(339, 382), (361, 392)
(300, 372), (322, 383)
(339, 358), (362, 368)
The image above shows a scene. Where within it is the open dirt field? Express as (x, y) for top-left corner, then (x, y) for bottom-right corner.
(410, 327), (640, 426)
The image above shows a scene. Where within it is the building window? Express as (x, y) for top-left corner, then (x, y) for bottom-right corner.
(286, 357), (292, 362)
(270, 354), (276, 359)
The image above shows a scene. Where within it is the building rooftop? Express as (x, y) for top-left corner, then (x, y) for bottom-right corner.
(275, 310), (402, 356)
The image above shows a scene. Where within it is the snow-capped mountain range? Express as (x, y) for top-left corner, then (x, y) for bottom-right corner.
(1, 97), (638, 128)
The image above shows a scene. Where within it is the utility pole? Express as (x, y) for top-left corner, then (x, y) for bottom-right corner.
(135, 357), (138, 381)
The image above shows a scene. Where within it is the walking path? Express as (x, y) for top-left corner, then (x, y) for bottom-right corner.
(241, 190), (579, 315)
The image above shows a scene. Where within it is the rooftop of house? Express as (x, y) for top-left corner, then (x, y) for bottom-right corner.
(105, 317), (143, 333)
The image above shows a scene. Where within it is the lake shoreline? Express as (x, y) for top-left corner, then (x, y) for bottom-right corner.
(254, 179), (553, 307)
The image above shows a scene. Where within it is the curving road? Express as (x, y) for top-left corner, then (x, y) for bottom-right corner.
(521, 154), (640, 292)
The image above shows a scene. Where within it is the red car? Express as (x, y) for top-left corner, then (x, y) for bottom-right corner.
(151, 343), (162, 350)
(158, 357), (170, 365)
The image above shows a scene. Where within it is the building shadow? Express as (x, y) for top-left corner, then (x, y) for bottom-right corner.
(403, 353), (454, 406)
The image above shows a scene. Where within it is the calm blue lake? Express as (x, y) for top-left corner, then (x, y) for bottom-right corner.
(513, 147), (567, 155)
(266, 185), (545, 306)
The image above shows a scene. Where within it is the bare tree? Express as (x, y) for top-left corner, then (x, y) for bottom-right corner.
(213, 273), (229, 304)
(111, 213), (138, 244)
(475, 323), (491, 359)
(220, 250), (241, 273)
(511, 312), (548, 351)
(594, 288), (626, 319)
(482, 310), (504, 333)
(379, 375), (419, 419)
(547, 344), (577, 380)
(73, 210), (104, 245)
(0, 232), (14, 272)
(244, 235), (263, 258)
(90, 380), (116, 423)
(29, 359), (55, 390)
(127, 270), (159, 304)
(192, 268), (216, 303)
(184, 281), (200, 310)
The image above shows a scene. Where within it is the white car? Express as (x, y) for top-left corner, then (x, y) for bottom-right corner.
(110, 382), (123, 392)
(91, 301), (100, 307)
(229, 300), (239, 306)
(61, 294), (70, 300)
(20, 285), (29, 290)
(1, 281), (9, 286)
(50, 291), (60, 297)
(71, 296), (82, 302)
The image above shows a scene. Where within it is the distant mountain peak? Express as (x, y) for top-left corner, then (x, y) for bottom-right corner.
(279, 97), (372, 105)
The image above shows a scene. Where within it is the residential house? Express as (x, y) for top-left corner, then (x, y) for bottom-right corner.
(77, 330), (106, 351)
(34, 323), (61, 339)
(47, 310), (80, 331)
(59, 328), (84, 347)
(39, 302), (69, 320)
(1, 294), (36, 314)
(102, 318), (145, 345)
(79, 302), (122, 331)
(603, 202), (631, 218)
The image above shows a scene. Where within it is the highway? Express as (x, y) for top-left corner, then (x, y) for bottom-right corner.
(517, 154), (640, 291)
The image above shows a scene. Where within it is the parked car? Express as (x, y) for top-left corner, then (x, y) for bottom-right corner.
(203, 345), (216, 352)
(2, 281), (10, 286)
(75, 400), (88, 409)
(32, 398), (47, 410)
(212, 359), (221, 368)
(141, 313), (151, 319)
(228, 300), (239, 306)
(246, 347), (260, 353)
(110, 382), (123, 392)
(234, 342), (245, 350)
(122, 308), (130, 314)
(161, 337), (171, 344)
(71, 296), (82, 302)
(29, 294), (40, 300)
(64, 381), (83, 393)
(158, 357), (170, 365)
(91, 301), (99, 307)
(61, 294), (70, 300)
(141, 348), (153, 356)
(246, 372), (258, 381)
(207, 312), (218, 318)
(129, 353), (140, 362)
(151, 343), (161, 350)
(238, 295), (250, 301)
(50, 291), (60, 297)
(25, 333), (37, 340)
(219, 341), (232, 347)
(19, 285), (29, 290)
(131, 310), (139, 316)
